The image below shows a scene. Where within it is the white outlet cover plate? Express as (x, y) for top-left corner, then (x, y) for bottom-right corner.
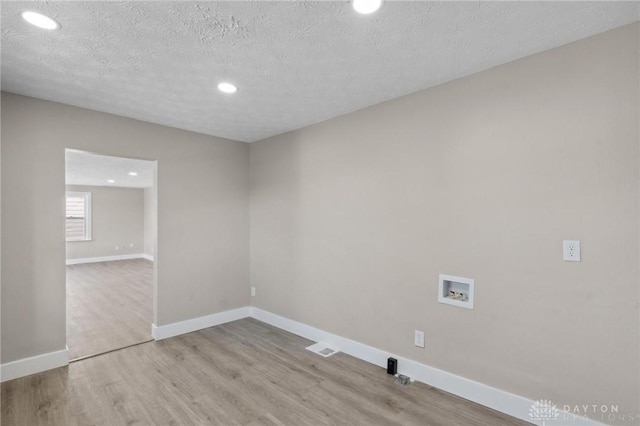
(563, 240), (581, 261)
(414, 330), (425, 348)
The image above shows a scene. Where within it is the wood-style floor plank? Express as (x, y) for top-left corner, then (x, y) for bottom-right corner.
(66, 259), (153, 359)
(2, 318), (531, 426)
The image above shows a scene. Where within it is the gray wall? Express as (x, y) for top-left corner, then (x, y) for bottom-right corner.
(144, 187), (156, 259)
(250, 24), (639, 418)
(66, 185), (144, 260)
(1, 22), (638, 423)
(1, 93), (250, 363)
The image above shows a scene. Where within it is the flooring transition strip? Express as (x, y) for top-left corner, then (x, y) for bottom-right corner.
(69, 339), (155, 363)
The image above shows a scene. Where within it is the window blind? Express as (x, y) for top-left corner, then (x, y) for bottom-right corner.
(66, 193), (89, 241)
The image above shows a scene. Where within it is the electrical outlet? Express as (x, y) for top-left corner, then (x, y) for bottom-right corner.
(251, 286), (256, 297)
(115, 245), (119, 251)
(563, 240), (581, 262)
(414, 330), (425, 348)
(130, 243), (134, 248)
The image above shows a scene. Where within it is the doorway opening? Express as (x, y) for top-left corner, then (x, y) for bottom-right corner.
(65, 149), (157, 361)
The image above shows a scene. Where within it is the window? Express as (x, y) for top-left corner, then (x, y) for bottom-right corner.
(66, 191), (92, 241)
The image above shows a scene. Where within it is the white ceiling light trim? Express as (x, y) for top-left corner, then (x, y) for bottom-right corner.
(218, 82), (238, 94)
(353, 0), (383, 15)
(21, 11), (60, 30)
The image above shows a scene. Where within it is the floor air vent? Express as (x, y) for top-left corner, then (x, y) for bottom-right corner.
(306, 342), (339, 358)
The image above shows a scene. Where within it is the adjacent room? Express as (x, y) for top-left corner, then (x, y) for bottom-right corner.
(1, 2), (639, 426)
(65, 150), (156, 360)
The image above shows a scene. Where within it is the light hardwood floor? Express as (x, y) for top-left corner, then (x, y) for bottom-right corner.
(66, 259), (153, 360)
(1, 318), (530, 426)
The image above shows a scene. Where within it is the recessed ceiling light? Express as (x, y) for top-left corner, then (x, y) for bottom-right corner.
(217, 82), (238, 94)
(21, 11), (60, 30)
(107, 179), (115, 183)
(352, 0), (383, 14)
(129, 172), (138, 176)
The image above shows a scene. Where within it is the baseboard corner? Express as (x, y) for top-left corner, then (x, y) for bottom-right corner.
(152, 306), (251, 340)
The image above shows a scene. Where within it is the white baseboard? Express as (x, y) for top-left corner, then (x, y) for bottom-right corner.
(2, 306), (600, 425)
(66, 253), (146, 265)
(0, 346), (69, 383)
(249, 307), (604, 426)
(142, 254), (154, 261)
(152, 307), (251, 340)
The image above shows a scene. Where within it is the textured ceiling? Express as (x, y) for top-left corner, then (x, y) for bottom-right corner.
(2, 1), (639, 143)
(66, 150), (154, 188)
